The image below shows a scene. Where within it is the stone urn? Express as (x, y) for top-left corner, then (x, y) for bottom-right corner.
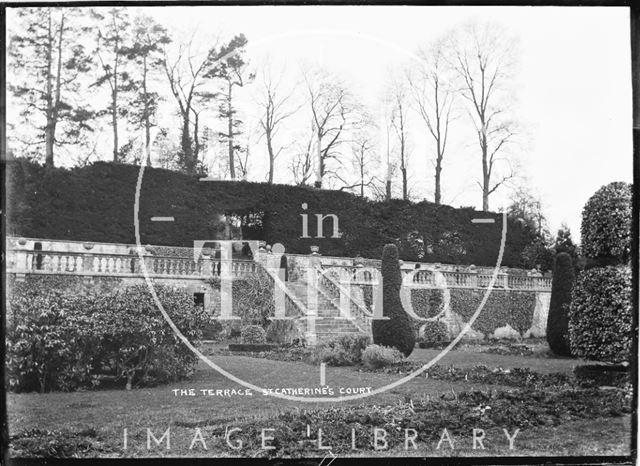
(310, 245), (320, 255)
(83, 242), (94, 250)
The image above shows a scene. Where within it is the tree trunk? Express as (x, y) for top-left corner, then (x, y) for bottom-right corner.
(143, 55), (151, 167)
(385, 179), (391, 200)
(482, 140), (489, 211)
(401, 167), (407, 201)
(44, 11), (54, 168)
(266, 131), (274, 183)
(181, 115), (193, 173)
(112, 51), (119, 163)
(315, 130), (322, 188)
(227, 83), (235, 179)
(434, 162), (442, 205)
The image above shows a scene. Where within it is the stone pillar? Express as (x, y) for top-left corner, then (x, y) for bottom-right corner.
(218, 242), (239, 321)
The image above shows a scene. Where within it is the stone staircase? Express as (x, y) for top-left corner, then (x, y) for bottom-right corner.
(285, 280), (366, 342)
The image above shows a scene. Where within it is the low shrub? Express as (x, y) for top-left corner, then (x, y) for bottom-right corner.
(201, 319), (224, 340)
(574, 364), (630, 387)
(6, 283), (207, 392)
(312, 335), (371, 366)
(241, 325), (267, 344)
(362, 344), (404, 369)
(568, 266), (632, 363)
(418, 320), (449, 348)
(266, 319), (301, 344)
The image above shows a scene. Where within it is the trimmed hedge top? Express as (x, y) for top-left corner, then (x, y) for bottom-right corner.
(5, 159), (534, 265)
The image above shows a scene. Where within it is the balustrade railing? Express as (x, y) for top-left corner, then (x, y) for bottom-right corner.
(8, 242), (551, 291)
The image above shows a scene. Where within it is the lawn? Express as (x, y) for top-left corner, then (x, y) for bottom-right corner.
(6, 346), (632, 459)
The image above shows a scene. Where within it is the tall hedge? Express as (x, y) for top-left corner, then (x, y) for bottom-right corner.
(568, 266), (632, 363)
(569, 181), (632, 363)
(4, 159), (535, 266)
(546, 253), (575, 356)
(371, 244), (415, 356)
(580, 181), (631, 266)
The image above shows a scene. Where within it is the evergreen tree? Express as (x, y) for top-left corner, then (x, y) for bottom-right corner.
(372, 243), (415, 356)
(546, 252), (574, 356)
(9, 7), (93, 166)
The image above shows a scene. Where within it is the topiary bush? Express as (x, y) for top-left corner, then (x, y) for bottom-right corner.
(311, 335), (371, 366)
(580, 181), (632, 265)
(568, 266), (632, 363)
(546, 253), (575, 356)
(371, 244), (416, 356)
(241, 325), (267, 344)
(265, 319), (301, 344)
(362, 344), (404, 369)
(418, 320), (449, 348)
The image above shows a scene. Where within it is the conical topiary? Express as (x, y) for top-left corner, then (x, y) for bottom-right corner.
(371, 244), (415, 356)
(546, 252), (574, 356)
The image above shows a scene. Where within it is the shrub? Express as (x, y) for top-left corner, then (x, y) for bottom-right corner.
(580, 181), (632, 264)
(6, 283), (206, 392)
(410, 288), (444, 319)
(371, 244), (415, 356)
(546, 253), (575, 356)
(312, 335), (371, 366)
(6, 288), (97, 393)
(201, 319), (224, 340)
(89, 285), (207, 389)
(241, 325), (267, 344)
(209, 273), (275, 327)
(419, 320), (449, 348)
(266, 319), (301, 344)
(362, 344), (404, 369)
(568, 266), (632, 363)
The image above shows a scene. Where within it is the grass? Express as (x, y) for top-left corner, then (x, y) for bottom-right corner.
(6, 347), (632, 458)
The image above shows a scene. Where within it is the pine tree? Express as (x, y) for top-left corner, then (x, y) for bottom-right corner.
(372, 244), (415, 357)
(9, 7), (93, 166)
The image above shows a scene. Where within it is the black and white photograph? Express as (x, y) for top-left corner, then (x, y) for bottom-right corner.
(1, 2), (636, 462)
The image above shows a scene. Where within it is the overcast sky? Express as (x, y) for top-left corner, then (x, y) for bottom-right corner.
(8, 6), (633, 242)
(145, 5), (634, 241)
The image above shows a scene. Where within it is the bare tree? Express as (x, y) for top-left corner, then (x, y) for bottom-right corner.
(162, 37), (217, 174)
(255, 63), (300, 183)
(449, 22), (519, 211)
(408, 40), (454, 205)
(387, 78), (411, 201)
(342, 129), (380, 197)
(302, 67), (356, 188)
(289, 119), (316, 186)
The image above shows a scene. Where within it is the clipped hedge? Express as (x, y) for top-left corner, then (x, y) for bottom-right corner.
(372, 244), (415, 356)
(580, 182), (632, 264)
(568, 266), (632, 363)
(546, 253), (575, 356)
(450, 289), (536, 337)
(5, 159), (535, 266)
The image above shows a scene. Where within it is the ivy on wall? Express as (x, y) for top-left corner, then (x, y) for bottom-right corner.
(450, 289), (537, 336)
(410, 289), (444, 319)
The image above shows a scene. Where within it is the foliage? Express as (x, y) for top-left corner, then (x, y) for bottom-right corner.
(450, 289), (536, 336)
(418, 320), (449, 348)
(6, 283), (207, 392)
(580, 181), (632, 264)
(207, 273), (275, 327)
(554, 224), (579, 265)
(6, 288), (97, 393)
(546, 253), (575, 356)
(410, 288), (444, 318)
(361, 344), (404, 369)
(372, 244), (415, 356)
(568, 266), (632, 363)
(265, 319), (301, 345)
(520, 237), (554, 272)
(311, 335), (371, 366)
(241, 325), (267, 344)
(5, 159), (536, 267)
